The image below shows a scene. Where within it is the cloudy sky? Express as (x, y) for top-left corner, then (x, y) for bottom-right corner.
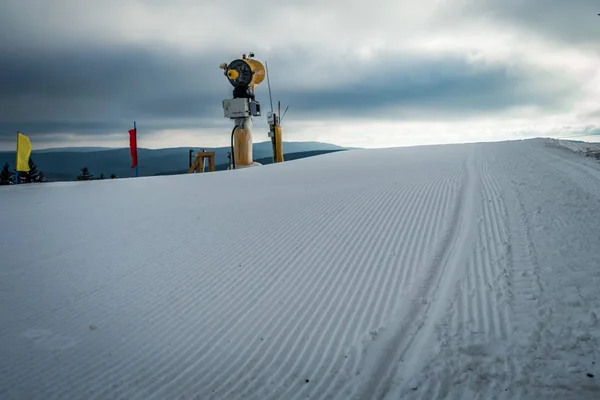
(1, 0), (599, 150)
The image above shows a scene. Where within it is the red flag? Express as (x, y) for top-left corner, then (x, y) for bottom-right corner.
(128, 128), (138, 168)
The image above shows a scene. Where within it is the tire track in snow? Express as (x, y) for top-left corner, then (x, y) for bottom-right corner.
(199, 159), (458, 400)
(223, 160), (460, 400)
(502, 161), (543, 385)
(152, 177), (432, 400)
(3, 146), (528, 400)
(211, 185), (409, 399)
(455, 151), (514, 396)
(316, 161), (464, 400)
(506, 188), (542, 319)
(274, 185), (428, 400)
(350, 149), (478, 400)
(288, 160), (464, 400)
(401, 149), (516, 400)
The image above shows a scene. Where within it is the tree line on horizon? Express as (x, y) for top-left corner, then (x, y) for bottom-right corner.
(1, 158), (46, 184)
(0, 159), (118, 185)
(75, 167), (118, 181)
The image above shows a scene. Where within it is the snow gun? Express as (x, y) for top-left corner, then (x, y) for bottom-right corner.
(220, 53), (287, 168)
(220, 53), (265, 169)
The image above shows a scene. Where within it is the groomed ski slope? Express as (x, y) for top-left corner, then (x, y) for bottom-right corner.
(2, 138), (600, 399)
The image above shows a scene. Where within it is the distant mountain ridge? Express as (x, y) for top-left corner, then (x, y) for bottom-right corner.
(0, 141), (354, 181)
(155, 149), (348, 176)
(34, 147), (120, 153)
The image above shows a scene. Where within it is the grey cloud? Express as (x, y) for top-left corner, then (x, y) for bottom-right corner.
(458, 0), (600, 47)
(0, 44), (579, 144)
(0, 0), (588, 145)
(0, 46), (227, 117)
(275, 54), (576, 119)
(0, 45), (232, 140)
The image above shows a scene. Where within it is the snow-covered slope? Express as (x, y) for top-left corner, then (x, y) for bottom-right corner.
(546, 138), (600, 156)
(2, 138), (600, 399)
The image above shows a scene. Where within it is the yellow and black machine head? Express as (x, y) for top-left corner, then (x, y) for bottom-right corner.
(220, 53), (263, 120)
(220, 53), (265, 98)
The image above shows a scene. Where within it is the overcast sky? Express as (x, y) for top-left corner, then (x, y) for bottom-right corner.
(1, 0), (599, 150)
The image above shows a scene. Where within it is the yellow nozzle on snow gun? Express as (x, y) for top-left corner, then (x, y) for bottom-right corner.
(227, 69), (239, 80)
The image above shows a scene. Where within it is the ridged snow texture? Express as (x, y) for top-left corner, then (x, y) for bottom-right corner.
(2, 138), (600, 399)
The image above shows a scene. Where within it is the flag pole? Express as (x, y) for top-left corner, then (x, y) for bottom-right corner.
(15, 131), (19, 185)
(134, 121), (138, 177)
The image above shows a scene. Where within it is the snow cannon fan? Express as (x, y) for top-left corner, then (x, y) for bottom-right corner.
(220, 53), (265, 169)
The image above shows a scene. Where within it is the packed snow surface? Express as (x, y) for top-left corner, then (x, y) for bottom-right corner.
(2, 138), (600, 399)
(547, 138), (600, 156)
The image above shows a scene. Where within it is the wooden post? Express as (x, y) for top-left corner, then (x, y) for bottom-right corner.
(134, 121), (139, 177)
(274, 125), (284, 163)
(233, 117), (254, 168)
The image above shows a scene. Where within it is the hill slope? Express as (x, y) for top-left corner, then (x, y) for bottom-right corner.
(1, 139), (600, 399)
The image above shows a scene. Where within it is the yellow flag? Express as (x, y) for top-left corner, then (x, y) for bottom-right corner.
(16, 132), (32, 172)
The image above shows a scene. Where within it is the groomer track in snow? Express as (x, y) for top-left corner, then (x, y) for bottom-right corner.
(1, 138), (600, 399)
